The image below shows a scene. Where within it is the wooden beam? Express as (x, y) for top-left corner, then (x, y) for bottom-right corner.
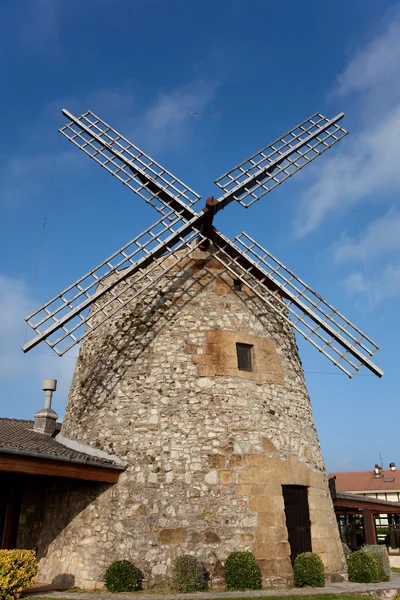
(334, 497), (400, 513)
(199, 197), (218, 249)
(363, 507), (377, 545)
(0, 455), (122, 483)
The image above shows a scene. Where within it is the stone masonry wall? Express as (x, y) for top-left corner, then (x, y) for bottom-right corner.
(37, 248), (346, 588)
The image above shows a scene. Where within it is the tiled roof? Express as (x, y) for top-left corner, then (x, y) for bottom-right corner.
(0, 418), (121, 469)
(329, 469), (400, 492)
(336, 491), (400, 509)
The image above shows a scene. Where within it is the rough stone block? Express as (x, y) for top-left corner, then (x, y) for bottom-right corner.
(238, 468), (273, 484)
(253, 541), (290, 559)
(204, 530), (221, 543)
(240, 533), (254, 543)
(208, 454), (225, 469)
(158, 528), (188, 544)
(249, 494), (284, 513)
(255, 525), (288, 543)
(236, 484), (252, 497)
(219, 470), (236, 485)
(229, 454), (242, 467)
(257, 557), (293, 577)
(244, 454), (272, 467)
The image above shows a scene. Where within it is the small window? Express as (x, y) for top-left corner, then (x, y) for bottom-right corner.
(236, 343), (253, 371)
(233, 279), (243, 291)
(384, 477), (395, 482)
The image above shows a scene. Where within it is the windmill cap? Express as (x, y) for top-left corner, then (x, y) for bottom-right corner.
(42, 378), (57, 392)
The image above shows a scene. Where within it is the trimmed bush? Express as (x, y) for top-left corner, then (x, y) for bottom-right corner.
(293, 552), (325, 588)
(104, 560), (140, 592)
(224, 551), (261, 591)
(172, 554), (206, 593)
(347, 550), (378, 583)
(0, 549), (38, 600)
(361, 545), (391, 582)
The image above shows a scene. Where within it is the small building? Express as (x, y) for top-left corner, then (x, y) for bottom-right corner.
(328, 468), (400, 565)
(329, 465), (400, 504)
(0, 385), (124, 581)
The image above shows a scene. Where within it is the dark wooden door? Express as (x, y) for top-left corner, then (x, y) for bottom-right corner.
(282, 485), (312, 563)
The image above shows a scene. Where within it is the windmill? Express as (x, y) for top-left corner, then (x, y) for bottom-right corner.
(22, 108), (383, 379)
(20, 108), (383, 587)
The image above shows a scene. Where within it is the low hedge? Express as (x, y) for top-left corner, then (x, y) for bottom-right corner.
(104, 560), (140, 592)
(361, 545), (391, 582)
(172, 554), (206, 592)
(224, 551), (261, 590)
(347, 550), (378, 583)
(0, 549), (38, 600)
(293, 552), (325, 587)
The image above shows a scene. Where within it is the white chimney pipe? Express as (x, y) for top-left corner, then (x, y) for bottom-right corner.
(34, 378), (58, 435)
(42, 378), (57, 409)
(390, 462), (396, 471)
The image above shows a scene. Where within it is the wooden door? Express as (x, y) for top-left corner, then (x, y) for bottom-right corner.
(282, 485), (312, 563)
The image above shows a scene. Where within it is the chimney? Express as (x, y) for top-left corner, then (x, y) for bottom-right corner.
(373, 463), (383, 478)
(390, 462), (396, 471)
(33, 379), (58, 435)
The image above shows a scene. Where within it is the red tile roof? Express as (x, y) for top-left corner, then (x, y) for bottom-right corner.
(329, 469), (400, 492)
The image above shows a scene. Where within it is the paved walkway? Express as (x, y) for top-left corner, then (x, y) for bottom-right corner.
(24, 574), (400, 599)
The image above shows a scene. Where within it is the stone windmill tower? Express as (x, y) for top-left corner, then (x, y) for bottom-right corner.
(23, 109), (383, 588)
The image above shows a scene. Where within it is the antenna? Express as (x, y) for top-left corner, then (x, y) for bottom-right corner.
(22, 108), (383, 379)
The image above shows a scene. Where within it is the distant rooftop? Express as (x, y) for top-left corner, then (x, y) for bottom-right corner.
(329, 469), (400, 493)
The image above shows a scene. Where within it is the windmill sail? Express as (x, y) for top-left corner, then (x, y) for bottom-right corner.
(23, 106), (383, 378)
(210, 230), (383, 378)
(22, 215), (203, 356)
(60, 109), (199, 221)
(214, 113), (347, 208)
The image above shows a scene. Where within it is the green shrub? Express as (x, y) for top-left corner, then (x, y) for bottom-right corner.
(361, 545), (391, 582)
(347, 550), (378, 583)
(172, 555), (206, 593)
(293, 552), (325, 587)
(224, 551), (261, 590)
(104, 560), (140, 592)
(0, 549), (38, 600)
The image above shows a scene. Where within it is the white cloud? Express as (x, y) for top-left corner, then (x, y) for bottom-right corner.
(336, 7), (400, 109)
(131, 79), (218, 152)
(0, 273), (76, 417)
(0, 78), (218, 212)
(343, 264), (400, 307)
(333, 209), (400, 263)
(295, 103), (400, 238)
(0, 150), (81, 210)
(294, 8), (400, 238)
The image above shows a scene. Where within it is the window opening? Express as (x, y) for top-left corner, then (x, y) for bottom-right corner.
(233, 279), (243, 291)
(236, 343), (253, 371)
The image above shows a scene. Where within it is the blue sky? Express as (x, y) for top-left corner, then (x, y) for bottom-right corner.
(0, 0), (399, 473)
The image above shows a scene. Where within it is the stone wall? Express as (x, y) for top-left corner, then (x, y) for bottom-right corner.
(37, 248), (346, 588)
(16, 475), (45, 550)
